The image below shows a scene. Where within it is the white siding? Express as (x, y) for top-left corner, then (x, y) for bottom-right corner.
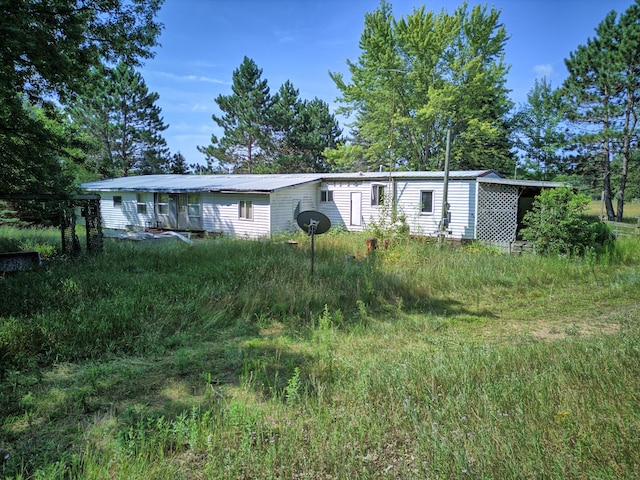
(94, 175), (484, 240)
(270, 183), (318, 235)
(201, 193), (271, 238)
(100, 191), (153, 230)
(318, 179), (391, 232)
(397, 179), (476, 239)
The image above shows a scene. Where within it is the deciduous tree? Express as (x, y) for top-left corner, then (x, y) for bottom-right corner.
(329, 0), (513, 173)
(0, 0), (163, 194)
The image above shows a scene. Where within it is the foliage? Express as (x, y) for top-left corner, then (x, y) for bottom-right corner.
(562, 1), (640, 221)
(0, 0), (164, 194)
(1, 231), (639, 478)
(199, 57), (341, 174)
(613, 150), (640, 201)
(270, 82), (342, 173)
(521, 187), (614, 255)
(71, 62), (170, 178)
(511, 77), (571, 180)
(364, 199), (409, 244)
(329, 1), (514, 173)
(199, 57), (273, 174)
(169, 152), (190, 174)
(0, 202), (31, 228)
(0, 100), (86, 196)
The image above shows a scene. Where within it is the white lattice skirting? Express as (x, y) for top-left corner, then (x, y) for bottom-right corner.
(477, 183), (518, 243)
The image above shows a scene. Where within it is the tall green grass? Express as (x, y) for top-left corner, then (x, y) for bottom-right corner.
(1, 231), (639, 479)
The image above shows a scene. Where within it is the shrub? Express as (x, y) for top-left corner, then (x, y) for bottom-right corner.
(521, 187), (614, 255)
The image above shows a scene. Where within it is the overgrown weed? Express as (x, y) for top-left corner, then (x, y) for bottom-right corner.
(1, 231), (639, 478)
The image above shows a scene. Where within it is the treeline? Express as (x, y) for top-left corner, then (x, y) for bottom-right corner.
(330, 0), (640, 221)
(1, 0), (639, 222)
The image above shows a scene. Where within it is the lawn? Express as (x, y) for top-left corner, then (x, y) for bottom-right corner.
(586, 199), (640, 222)
(1, 229), (639, 479)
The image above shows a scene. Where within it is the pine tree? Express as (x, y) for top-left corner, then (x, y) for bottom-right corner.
(512, 78), (570, 180)
(200, 58), (341, 174)
(199, 56), (272, 173)
(170, 152), (190, 174)
(563, 2), (640, 221)
(270, 82), (341, 172)
(73, 62), (169, 178)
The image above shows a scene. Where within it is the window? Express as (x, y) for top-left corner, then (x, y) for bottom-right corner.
(187, 193), (200, 217)
(156, 193), (169, 215)
(136, 193), (147, 214)
(320, 190), (333, 202)
(371, 184), (385, 206)
(113, 196), (122, 208)
(420, 190), (433, 214)
(239, 200), (253, 220)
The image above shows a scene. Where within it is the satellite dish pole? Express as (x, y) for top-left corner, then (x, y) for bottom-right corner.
(296, 211), (331, 276)
(308, 218), (319, 275)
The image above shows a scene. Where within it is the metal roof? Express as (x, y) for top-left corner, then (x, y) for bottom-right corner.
(477, 177), (567, 188)
(81, 174), (325, 193)
(81, 170), (507, 193)
(322, 169), (499, 181)
(81, 170), (528, 194)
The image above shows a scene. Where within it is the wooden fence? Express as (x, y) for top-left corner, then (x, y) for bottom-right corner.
(605, 219), (640, 238)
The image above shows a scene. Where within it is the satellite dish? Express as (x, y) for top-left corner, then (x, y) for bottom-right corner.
(296, 210), (331, 235)
(296, 211), (331, 275)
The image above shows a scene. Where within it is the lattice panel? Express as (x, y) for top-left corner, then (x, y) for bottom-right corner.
(60, 206), (81, 256)
(477, 184), (518, 243)
(83, 199), (103, 253)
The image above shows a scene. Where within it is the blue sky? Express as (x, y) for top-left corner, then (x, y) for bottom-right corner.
(140, 0), (635, 166)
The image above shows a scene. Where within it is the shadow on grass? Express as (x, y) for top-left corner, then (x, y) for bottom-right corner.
(1, 236), (505, 476)
(0, 323), (313, 478)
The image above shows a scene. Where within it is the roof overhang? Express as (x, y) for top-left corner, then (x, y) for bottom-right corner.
(81, 174), (324, 194)
(477, 177), (566, 189)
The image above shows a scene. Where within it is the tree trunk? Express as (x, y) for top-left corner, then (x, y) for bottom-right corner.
(602, 139), (615, 221)
(617, 86), (637, 222)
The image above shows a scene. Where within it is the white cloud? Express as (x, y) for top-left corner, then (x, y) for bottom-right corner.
(191, 103), (211, 112)
(533, 64), (555, 79)
(274, 28), (296, 43)
(188, 60), (223, 69)
(154, 71), (230, 85)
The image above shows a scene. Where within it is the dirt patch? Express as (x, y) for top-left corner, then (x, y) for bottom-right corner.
(530, 321), (620, 341)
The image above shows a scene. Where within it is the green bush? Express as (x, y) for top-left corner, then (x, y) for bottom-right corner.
(521, 187), (614, 255)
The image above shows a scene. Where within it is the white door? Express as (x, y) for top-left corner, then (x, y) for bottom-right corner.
(350, 192), (362, 226)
